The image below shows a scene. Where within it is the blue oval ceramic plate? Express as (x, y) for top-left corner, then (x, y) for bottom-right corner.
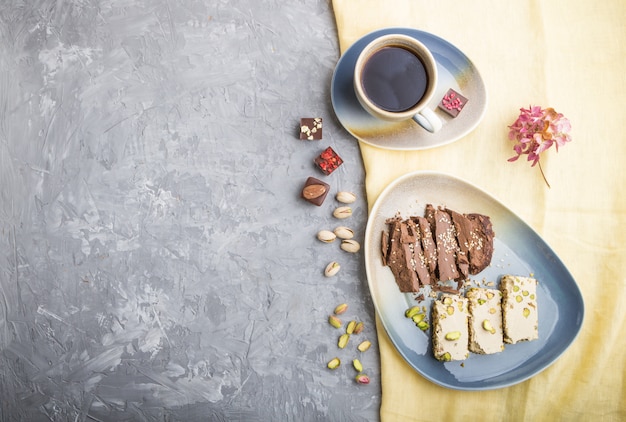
(331, 28), (487, 151)
(364, 171), (585, 390)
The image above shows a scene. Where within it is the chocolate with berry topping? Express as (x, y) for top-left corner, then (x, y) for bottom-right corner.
(438, 88), (468, 118)
(314, 147), (343, 175)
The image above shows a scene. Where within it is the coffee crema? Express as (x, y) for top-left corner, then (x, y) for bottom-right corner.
(360, 46), (429, 113)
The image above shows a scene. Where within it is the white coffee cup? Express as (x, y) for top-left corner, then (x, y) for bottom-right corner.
(353, 34), (442, 133)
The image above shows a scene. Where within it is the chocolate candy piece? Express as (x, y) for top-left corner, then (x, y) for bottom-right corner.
(314, 147), (343, 175)
(438, 88), (468, 117)
(301, 177), (330, 206)
(300, 117), (323, 140)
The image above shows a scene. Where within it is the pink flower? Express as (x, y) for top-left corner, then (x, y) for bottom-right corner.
(508, 106), (572, 167)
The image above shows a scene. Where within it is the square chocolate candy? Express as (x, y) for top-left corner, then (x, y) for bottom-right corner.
(301, 177), (330, 206)
(314, 147), (343, 175)
(438, 88), (468, 117)
(300, 117), (323, 140)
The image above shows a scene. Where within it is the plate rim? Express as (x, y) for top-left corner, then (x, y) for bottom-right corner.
(364, 170), (585, 390)
(331, 27), (488, 151)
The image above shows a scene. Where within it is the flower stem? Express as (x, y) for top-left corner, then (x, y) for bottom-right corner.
(538, 160), (551, 189)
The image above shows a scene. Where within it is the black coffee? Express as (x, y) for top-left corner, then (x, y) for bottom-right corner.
(361, 46), (428, 112)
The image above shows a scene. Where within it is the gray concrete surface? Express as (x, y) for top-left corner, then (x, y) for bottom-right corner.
(0, 1), (380, 420)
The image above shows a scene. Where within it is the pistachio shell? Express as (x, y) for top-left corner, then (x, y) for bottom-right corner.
(340, 239), (360, 253)
(333, 226), (354, 240)
(324, 261), (340, 277)
(317, 230), (336, 243)
(332, 206), (352, 219)
(336, 191), (357, 204)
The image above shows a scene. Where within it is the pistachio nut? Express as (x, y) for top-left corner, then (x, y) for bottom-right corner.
(336, 191), (357, 204)
(327, 358), (341, 369)
(324, 261), (340, 277)
(416, 321), (429, 331)
(405, 306), (422, 319)
(332, 206), (352, 219)
(338, 333), (350, 349)
(440, 352), (452, 362)
(352, 358), (363, 373)
(317, 230), (336, 243)
(346, 320), (357, 335)
(328, 315), (342, 329)
(353, 321), (364, 334)
(411, 313), (425, 324)
(340, 239), (360, 253)
(333, 303), (348, 315)
(482, 319), (496, 334)
(355, 374), (370, 385)
(445, 331), (461, 341)
(523, 308), (531, 318)
(357, 340), (371, 352)
(333, 226), (354, 240)
(334, 303), (348, 315)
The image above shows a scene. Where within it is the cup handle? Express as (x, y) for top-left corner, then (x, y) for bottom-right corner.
(412, 108), (442, 133)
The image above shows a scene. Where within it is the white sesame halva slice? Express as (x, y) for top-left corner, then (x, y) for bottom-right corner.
(467, 288), (504, 354)
(432, 294), (469, 361)
(500, 275), (538, 344)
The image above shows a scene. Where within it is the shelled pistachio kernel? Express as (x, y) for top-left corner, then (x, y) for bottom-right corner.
(336, 191), (357, 204)
(446, 306), (455, 315)
(327, 358), (341, 369)
(333, 206), (352, 219)
(523, 308), (531, 318)
(482, 319), (496, 334)
(317, 230), (336, 243)
(338, 333), (350, 349)
(334, 226), (354, 240)
(355, 374), (370, 385)
(441, 352), (452, 362)
(412, 313), (425, 324)
(324, 261), (340, 277)
(328, 315), (342, 329)
(353, 321), (364, 334)
(405, 306), (422, 319)
(352, 358), (363, 372)
(346, 320), (357, 334)
(357, 340), (371, 352)
(334, 303), (348, 315)
(445, 331), (461, 341)
(416, 320), (429, 331)
(340, 239), (360, 253)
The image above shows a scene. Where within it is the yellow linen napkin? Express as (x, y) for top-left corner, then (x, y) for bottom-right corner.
(332, 1), (626, 420)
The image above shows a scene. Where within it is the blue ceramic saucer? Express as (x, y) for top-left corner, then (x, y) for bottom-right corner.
(331, 28), (487, 150)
